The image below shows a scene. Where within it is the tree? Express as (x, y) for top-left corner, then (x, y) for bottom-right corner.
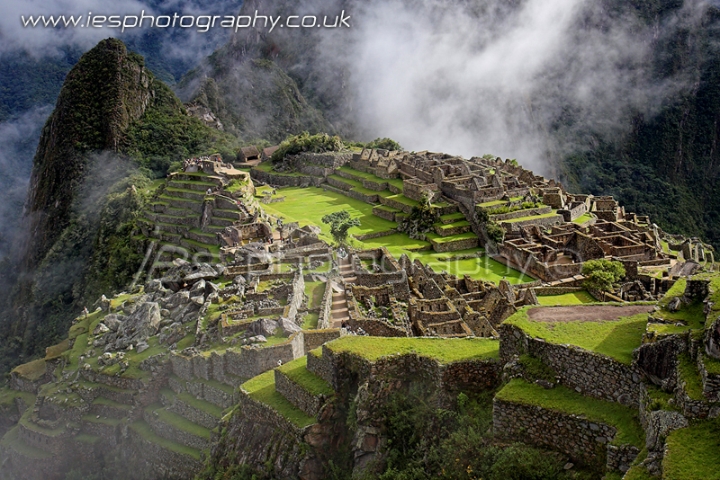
(582, 259), (626, 295)
(322, 210), (361, 245)
(397, 194), (437, 240)
(366, 137), (402, 151)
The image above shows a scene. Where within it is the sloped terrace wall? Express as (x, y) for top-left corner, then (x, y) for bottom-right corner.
(499, 324), (644, 407)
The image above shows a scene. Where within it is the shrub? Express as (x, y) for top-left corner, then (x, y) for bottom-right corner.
(271, 131), (344, 162)
(365, 137), (402, 151)
(582, 259), (626, 294)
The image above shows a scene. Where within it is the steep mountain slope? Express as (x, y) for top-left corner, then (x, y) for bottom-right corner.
(558, 3), (720, 247)
(0, 39), (237, 374)
(178, 0), (347, 142)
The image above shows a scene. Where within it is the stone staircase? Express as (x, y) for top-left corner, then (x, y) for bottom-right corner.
(330, 256), (356, 328)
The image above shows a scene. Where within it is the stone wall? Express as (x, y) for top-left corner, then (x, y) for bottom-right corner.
(306, 350), (334, 385)
(274, 369), (326, 417)
(493, 398), (637, 472)
(430, 236), (478, 253)
(250, 168), (323, 188)
(302, 329), (342, 352)
(354, 229), (397, 241)
(501, 214), (564, 232)
(126, 423), (203, 480)
(499, 324), (644, 406)
(286, 273), (305, 323)
(441, 360), (502, 392)
(317, 276), (336, 330)
(224, 333), (304, 379)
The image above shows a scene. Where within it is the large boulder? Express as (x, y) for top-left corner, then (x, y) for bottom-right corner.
(278, 317), (302, 337)
(248, 318), (279, 338)
(105, 302), (162, 351)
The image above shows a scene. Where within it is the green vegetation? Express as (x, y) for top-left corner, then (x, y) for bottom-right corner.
(504, 307), (648, 364)
(572, 213), (594, 225)
(364, 137), (402, 151)
(518, 354), (556, 383)
(326, 336), (499, 363)
(241, 370), (316, 428)
(302, 313), (319, 330)
(645, 384), (678, 412)
(129, 420), (202, 460)
(678, 353), (705, 401)
(277, 357), (333, 396)
(304, 281), (326, 310)
(536, 291), (595, 305)
(271, 131), (344, 163)
(260, 186), (396, 244)
(496, 379), (644, 447)
(663, 417), (720, 480)
(582, 259), (626, 294)
(322, 210), (362, 246)
(375, 390), (584, 480)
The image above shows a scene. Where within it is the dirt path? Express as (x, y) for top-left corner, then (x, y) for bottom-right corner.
(528, 304), (654, 323)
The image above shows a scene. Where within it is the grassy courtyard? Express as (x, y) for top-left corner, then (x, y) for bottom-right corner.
(261, 186), (533, 284)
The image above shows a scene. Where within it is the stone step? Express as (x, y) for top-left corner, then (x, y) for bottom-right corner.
(168, 180), (217, 192)
(144, 404), (211, 451)
(81, 414), (122, 438)
(128, 420), (203, 463)
(213, 208), (243, 220)
(0, 426), (53, 461)
(160, 389), (224, 430)
(209, 216), (237, 228)
(164, 187), (206, 202)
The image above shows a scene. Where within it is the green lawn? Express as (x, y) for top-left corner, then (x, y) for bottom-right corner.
(663, 417), (720, 480)
(262, 186), (532, 284)
(260, 187), (396, 243)
(504, 307), (648, 364)
(277, 356), (334, 396)
(305, 281), (326, 310)
(241, 370), (316, 428)
(325, 336), (499, 363)
(496, 379), (644, 447)
(536, 291), (596, 306)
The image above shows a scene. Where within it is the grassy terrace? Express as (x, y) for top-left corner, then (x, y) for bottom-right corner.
(325, 336), (499, 363)
(504, 307), (648, 364)
(0, 427), (53, 459)
(573, 213), (594, 225)
(496, 379), (644, 447)
(277, 356), (334, 396)
(648, 278), (707, 336)
(129, 420), (202, 460)
(336, 166), (404, 191)
(241, 370), (316, 428)
(499, 212), (559, 224)
(663, 417), (720, 480)
(536, 291), (595, 306)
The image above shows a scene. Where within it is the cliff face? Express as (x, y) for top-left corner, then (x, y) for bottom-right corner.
(23, 38), (153, 270)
